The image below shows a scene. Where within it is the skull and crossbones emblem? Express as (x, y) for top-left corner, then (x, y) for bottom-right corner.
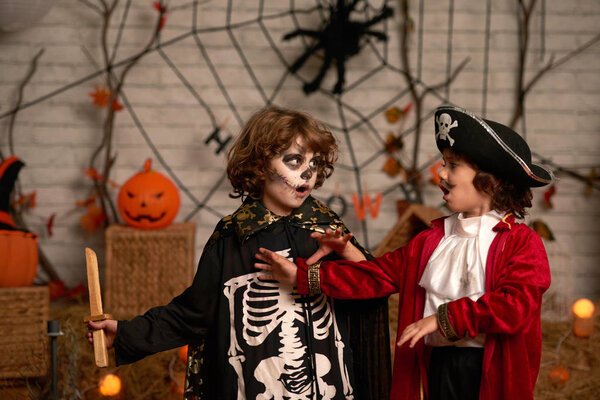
(436, 113), (458, 146)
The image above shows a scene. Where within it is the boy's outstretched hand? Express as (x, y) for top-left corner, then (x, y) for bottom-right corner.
(307, 228), (366, 264)
(397, 314), (438, 348)
(255, 248), (298, 286)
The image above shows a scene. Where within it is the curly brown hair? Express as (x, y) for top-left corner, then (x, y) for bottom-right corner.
(226, 106), (338, 199)
(472, 171), (532, 219)
(454, 155), (533, 219)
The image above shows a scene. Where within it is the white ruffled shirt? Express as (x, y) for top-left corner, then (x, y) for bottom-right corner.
(419, 210), (504, 347)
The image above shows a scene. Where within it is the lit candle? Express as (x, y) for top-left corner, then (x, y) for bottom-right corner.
(572, 298), (595, 338)
(99, 373), (121, 396)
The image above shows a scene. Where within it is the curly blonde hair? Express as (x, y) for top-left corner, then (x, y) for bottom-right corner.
(227, 106), (338, 199)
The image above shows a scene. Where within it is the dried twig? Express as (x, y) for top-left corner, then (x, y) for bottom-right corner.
(81, 0), (166, 225)
(3, 48), (45, 161)
(511, 0), (600, 190)
(2, 48), (62, 282)
(398, 0), (468, 195)
(510, 0), (600, 129)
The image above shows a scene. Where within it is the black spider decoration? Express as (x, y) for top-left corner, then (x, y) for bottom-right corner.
(283, 0), (394, 95)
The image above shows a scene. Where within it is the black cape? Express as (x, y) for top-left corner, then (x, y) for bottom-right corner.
(114, 196), (390, 399)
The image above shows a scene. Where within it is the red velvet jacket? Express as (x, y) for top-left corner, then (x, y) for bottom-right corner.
(297, 214), (551, 400)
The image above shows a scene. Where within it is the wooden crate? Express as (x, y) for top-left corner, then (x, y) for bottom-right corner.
(0, 380), (40, 400)
(0, 286), (49, 379)
(105, 223), (196, 319)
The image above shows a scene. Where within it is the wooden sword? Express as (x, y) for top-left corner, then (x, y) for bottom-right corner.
(83, 247), (111, 367)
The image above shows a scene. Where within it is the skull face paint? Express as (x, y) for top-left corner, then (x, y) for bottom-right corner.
(262, 137), (321, 216)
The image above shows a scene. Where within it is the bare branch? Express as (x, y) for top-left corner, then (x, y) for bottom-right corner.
(7, 48), (44, 156)
(424, 57), (470, 96)
(533, 153), (600, 190)
(82, 0), (166, 224)
(78, 0), (104, 15)
(398, 0), (468, 185)
(523, 32), (600, 94)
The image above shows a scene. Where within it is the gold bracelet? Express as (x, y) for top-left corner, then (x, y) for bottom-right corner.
(307, 261), (322, 296)
(437, 303), (460, 342)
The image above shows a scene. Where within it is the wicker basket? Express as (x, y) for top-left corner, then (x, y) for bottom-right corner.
(105, 223), (196, 319)
(0, 286), (49, 379)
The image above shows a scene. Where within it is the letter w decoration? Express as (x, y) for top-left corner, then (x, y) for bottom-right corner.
(351, 193), (382, 221)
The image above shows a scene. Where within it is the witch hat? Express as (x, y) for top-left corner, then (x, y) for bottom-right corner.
(0, 156), (25, 230)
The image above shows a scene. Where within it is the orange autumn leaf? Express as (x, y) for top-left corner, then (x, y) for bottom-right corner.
(12, 191), (36, 209)
(385, 107), (401, 123)
(79, 204), (107, 233)
(385, 103), (413, 123)
(429, 160), (443, 186)
(530, 220), (555, 241)
(153, 1), (167, 13)
(384, 132), (403, 153)
(27, 191), (36, 209)
(89, 85), (111, 108)
(542, 185), (557, 209)
(108, 179), (120, 189)
(12, 195), (26, 207)
(382, 156), (403, 177)
(46, 213), (56, 236)
(153, 1), (168, 31)
(111, 98), (124, 112)
(84, 167), (105, 181)
(84, 167), (118, 188)
(76, 196), (97, 208)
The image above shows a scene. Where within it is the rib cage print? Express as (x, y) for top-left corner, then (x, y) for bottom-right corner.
(223, 249), (353, 400)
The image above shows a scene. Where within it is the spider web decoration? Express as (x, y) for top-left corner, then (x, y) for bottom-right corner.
(2, 0), (583, 270)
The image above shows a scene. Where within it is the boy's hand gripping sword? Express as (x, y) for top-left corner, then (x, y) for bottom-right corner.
(83, 248), (112, 367)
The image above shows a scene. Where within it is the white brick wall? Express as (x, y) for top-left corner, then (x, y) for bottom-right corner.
(0, 0), (598, 301)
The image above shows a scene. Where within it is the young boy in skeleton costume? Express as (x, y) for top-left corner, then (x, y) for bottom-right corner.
(256, 106), (553, 400)
(87, 106), (391, 400)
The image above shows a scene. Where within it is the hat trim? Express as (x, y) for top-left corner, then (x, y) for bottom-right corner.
(437, 106), (553, 185)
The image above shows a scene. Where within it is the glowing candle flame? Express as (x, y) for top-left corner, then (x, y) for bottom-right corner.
(99, 374), (121, 396)
(572, 298), (594, 319)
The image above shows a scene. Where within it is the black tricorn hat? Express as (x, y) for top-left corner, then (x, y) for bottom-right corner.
(434, 106), (553, 187)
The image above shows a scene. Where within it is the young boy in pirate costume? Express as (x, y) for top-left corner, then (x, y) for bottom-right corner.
(87, 106), (391, 400)
(256, 105), (554, 400)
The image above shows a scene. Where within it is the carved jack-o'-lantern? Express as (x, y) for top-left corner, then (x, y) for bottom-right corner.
(117, 159), (180, 229)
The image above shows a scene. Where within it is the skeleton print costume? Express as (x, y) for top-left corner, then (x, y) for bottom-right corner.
(114, 196), (391, 400)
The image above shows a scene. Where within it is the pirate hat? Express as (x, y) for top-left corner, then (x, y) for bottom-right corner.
(434, 106), (553, 187)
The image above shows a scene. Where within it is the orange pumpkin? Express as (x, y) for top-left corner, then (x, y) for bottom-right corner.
(0, 156), (39, 287)
(0, 230), (39, 287)
(117, 159), (180, 229)
(548, 365), (570, 384)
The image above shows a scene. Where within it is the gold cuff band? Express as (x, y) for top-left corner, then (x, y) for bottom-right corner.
(307, 261), (322, 296)
(437, 303), (460, 342)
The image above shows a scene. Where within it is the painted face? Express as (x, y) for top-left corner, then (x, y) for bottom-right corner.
(438, 149), (491, 218)
(261, 137), (321, 216)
